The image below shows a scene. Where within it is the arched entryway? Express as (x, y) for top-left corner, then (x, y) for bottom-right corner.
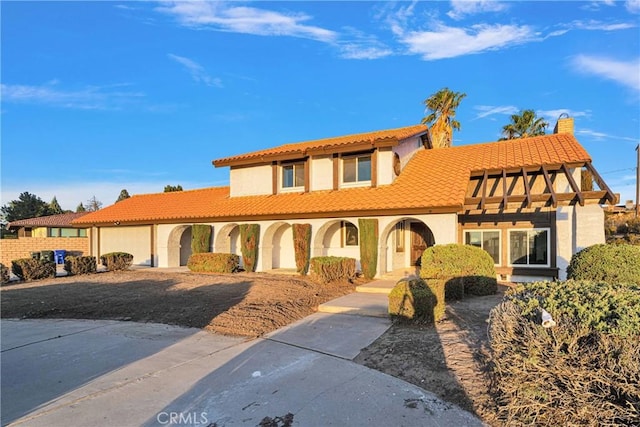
(312, 219), (361, 268)
(262, 222), (295, 271)
(214, 223), (242, 267)
(379, 218), (435, 275)
(166, 225), (193, 267)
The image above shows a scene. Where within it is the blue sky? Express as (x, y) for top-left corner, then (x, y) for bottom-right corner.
(2, 0), (639, 211)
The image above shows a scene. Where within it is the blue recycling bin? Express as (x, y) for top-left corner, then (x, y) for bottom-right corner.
(54, 250), (67, 265)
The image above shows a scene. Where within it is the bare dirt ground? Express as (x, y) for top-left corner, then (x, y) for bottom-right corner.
(355, 286), (509, 426)
(0, 270), (357, 338)
(2, 269), (506, 425)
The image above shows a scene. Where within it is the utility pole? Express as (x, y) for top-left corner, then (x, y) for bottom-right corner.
(636, 144), (639, 217)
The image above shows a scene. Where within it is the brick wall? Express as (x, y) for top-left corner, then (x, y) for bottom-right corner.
(0, 237), (90, 266)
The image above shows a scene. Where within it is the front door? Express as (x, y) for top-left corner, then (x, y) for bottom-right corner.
(410, 222), (434, 266)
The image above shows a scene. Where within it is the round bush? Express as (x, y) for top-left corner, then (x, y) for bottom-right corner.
(420, 244), (497, 296)
(567, 243), (640, 284)
(489, 280), (640, 425)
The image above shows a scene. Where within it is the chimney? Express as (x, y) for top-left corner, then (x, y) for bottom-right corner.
(554, 113), (574, 135)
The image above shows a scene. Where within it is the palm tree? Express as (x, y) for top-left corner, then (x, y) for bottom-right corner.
(421, 88), (467, 148)
(500, 109), (548, 140)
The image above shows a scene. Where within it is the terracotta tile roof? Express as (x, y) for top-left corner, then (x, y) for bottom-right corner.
(213, 124), (428, 166)
(74, 132), (592, 225)
(8, 212), (90, 229)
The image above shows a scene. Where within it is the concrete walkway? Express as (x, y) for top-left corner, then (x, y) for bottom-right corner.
(1, 280), (484, 427)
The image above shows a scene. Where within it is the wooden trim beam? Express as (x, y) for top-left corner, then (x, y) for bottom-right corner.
(502, 169), (508, 210)
(584, 162), (617, 204)
(304, 158), (310, 193)
(561, 163), (584, 206)
(522, 167), (532, 208)
(332, 154), (339, 190)
(541, 165), (557, 208)
(272, 162), (278, 195)
(480, 170), (488, 210)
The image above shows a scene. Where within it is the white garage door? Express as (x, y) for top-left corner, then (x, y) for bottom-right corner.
(100, 226), (152, 266)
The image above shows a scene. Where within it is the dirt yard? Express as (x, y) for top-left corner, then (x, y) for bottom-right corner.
(355, 286), (508, 426)
(2, 269), (506, 425)
(0, 269), (357, 337)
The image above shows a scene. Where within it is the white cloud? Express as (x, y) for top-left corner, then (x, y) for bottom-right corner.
(400, 23), (536, 60)
(565, 19), (636, 31)
(155, 1), (337, 42)
(572, 55), (640, 92)
(627, 0), (640, 13)
(576, 128), (640, 143)
(447, 0), (508, 20)
(473, 105), (519, 119)
(0, 82), (144, 110)
(536, 109), (590, 122)
(337, 28), (393, 59)
(167, 54), (222, 87)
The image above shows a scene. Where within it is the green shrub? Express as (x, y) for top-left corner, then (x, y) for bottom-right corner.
(489, 280), (640, 425)
(64, 256), (97, 275)
(420, 244), (497, 299)
(191, 224), (212, 254)
(240, 224), (260, 272)
(187, 253), (240, 273)
(11, 258), (56, 281)
(1, 263), (9, 284)
(444, 277), (465, 300)
(389, 277), (437, 322)
(358, 218), (378, 280)
(567, 243), (640, 284)
(292, 223), (311, 275)
(100, 252), (133, 271)
(425, 279), (446, 321)
(310, 256), (356, 283)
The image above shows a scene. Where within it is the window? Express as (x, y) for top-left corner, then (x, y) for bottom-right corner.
(509, 229), (549, 267)
(48, 227), (87, 238)
(341, 221), (359, 246)
(282, 163), (305, 189)
(464, 230), (501, 265)
(395, 222), (405, 252)
(342, 154), (371, 184)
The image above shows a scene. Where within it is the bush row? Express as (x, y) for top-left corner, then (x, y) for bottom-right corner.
(187, 253), (239, 273)
(64, 256), (97, 275)
(11, 258), (56, 281)
(388, 277), (446, 323)
(310, 256), (356, 283)
(489, 280), (640, 425)
(1, 263), (10, 284)
(100, 252), (133, 271)
(567, 243), (640, 284)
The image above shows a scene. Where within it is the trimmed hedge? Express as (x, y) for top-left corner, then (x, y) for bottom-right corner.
(389, 277), (438, 323)
(11, 258), (56, 281)
(489, 280), (640, 425)
(100, 252), (133, 271)
(187, 253), (240, 273)
(1, 263), (10, 284)
(567, 243), (640, 284)
(358, 218), (378, 279)
(310, 256), (356, 283)
(191, 224), (212, 254)
(292, 223), (311, 275)
(420, 244), (497, 299)
(64, 256), (97, 275)
(425, 279), (446, 321)
(240, 224), (260, 272)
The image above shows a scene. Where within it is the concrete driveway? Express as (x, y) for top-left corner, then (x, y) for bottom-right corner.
(1, 316), (483, 426)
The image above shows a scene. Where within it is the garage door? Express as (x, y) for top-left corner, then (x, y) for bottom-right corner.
(100, 226), (152, 266)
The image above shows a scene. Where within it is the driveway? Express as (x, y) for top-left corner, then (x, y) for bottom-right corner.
(1, 316), (483, 426)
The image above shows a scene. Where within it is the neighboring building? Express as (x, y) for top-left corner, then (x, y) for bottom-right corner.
(73, 117), (617, 281)
(1, 212), (91, 266)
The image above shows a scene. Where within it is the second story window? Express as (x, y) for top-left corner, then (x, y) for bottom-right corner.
(343, 154), (371, 184)
(282, 163), (305, 189)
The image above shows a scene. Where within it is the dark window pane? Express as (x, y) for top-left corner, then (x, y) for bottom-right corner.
(510, 231), (528, 265)
(358, 156), (371, 181)
(282, 165), (293, 187)
(483, 231), (500, 264)
(294, 164), (305, 187)
(529, 230), (548, 265)
(343, 158), (356, 182)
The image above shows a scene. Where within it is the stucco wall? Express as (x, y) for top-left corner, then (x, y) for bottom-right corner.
(393, 136), (422, 172)
(230, 164), (272, 197)
(555, 204), (605, 280)
(100, 226), (152, 266)
(0, 237), (90, 266)
(310, 155), (333, 191)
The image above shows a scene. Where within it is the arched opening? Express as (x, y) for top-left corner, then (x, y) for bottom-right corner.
(379, 218), (435, 275)
(262, 222), (295, 271)
(214, 223), (242, 267)
(167, 225), (193, 267)
(312, 219), (361, 269)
